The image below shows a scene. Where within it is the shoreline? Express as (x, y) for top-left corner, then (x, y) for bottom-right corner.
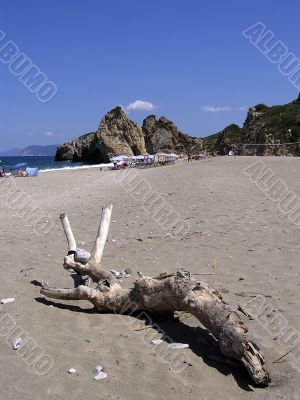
(39, 162), (114, 173)
(2, 155), (300, 176)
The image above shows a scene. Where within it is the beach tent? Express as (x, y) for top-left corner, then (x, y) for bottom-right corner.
(26, 167), (39, 177)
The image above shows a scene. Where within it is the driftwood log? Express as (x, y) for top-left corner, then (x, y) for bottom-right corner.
(40, 204), (270, 386)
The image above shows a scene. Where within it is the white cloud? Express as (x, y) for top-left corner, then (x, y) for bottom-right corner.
(44, 131), (53, 136)
(201, 105), (232, 112)
(124, 100), (156, 113)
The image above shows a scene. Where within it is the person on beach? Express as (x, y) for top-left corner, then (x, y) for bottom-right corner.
(187, 153), (192, 162)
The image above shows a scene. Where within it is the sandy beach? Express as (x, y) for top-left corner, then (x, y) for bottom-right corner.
(1, 156), (300, 400)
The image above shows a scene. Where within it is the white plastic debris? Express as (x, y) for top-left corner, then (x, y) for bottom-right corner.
(94, 372), (107, 381)
(110, 269), (131, 279)
(168, 343), (189, 349)
(1, 298), (15, 304)
(12, 337), (22, 350)
(150, 339), (164, 345)
(110, 269), (122, 279)
(68, 368), (76, 374)
(93, 366), (107, 380)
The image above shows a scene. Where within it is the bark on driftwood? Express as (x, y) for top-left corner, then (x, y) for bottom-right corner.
(40, 204), (270, 386)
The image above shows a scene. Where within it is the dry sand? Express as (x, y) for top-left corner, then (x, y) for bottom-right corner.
(0, 156), (300, 400)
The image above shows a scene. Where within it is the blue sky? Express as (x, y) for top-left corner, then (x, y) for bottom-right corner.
(1, 0), (300, 151)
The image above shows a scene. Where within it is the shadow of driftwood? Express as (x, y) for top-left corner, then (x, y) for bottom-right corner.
(31, 279), (43, 288)
(153, 316), (254, 391)
(34, 297), (96, 313)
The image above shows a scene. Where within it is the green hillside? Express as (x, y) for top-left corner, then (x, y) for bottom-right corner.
(202, 95), (300, 155)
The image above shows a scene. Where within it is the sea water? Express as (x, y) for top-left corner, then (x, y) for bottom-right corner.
(0, 156), (112, 172)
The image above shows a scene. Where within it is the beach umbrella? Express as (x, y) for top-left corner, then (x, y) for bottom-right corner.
(110, 156), (127, 162)
(12, 163), (27, 170)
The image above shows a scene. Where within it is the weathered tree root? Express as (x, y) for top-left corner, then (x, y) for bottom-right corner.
(40, 204), (270, 386)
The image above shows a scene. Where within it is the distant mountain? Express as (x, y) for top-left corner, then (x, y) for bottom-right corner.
(20, 145), (58, 156)
(0, 145), (58, 157)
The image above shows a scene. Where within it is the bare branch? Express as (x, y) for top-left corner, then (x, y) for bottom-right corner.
(40, 285), (95, 301)
(60, 213), (76, 253)
(90, 204), (113, 265)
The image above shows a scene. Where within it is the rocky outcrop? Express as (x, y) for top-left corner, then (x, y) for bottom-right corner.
(89, 106), (146, 162)
(203, 96), (300, 156)
(203, 124), (242, 155)
(239, 105), (287, 156)
(55, 107), (147, 163)
(56, 108), (203, 163)
(142, 115), (203, 154)
(55, 132), (96, 162)
(239, 100), (300, 156)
